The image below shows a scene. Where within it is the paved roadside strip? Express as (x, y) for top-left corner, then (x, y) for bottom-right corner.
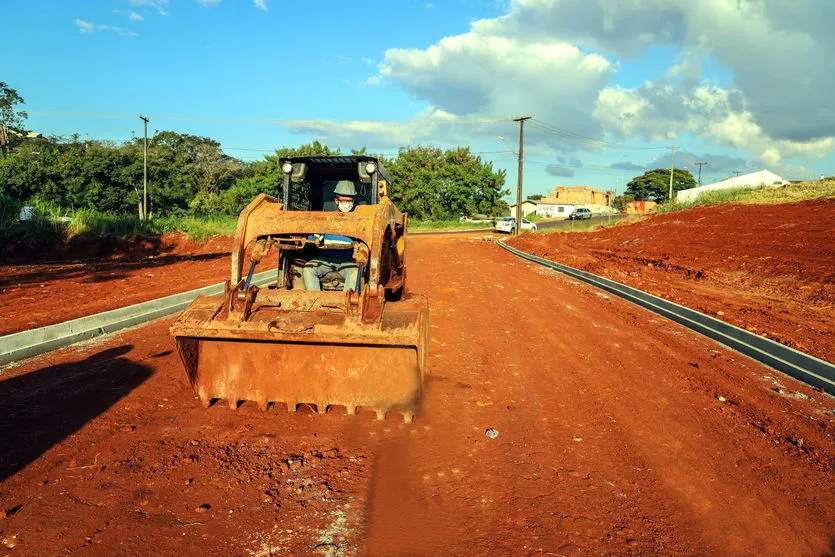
(0, 270), (276, 367)
(498, 239), (835, 396)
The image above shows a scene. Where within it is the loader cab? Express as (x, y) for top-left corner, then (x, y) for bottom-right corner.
(271, 156), (394, 293)
(279, 155), (392, 211)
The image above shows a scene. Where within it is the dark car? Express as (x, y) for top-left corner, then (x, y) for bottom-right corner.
(568, 208), (592, 220)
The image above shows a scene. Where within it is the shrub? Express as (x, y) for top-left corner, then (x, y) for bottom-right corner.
(188, 192), (225, 216)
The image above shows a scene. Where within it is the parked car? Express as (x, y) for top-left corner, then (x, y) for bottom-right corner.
(495, 216), (537, 233)
(568, 208), (593, 220)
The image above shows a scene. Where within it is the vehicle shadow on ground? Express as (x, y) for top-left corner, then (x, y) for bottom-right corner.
(0, 252), (227, 289)
(0, 345), (153, 482)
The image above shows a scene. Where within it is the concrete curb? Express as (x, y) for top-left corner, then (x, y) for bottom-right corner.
(0, 270), (276, 367)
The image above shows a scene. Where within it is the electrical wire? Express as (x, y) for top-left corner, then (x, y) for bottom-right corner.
(528, 118), (669, 151)
(27, 110), (516, 126)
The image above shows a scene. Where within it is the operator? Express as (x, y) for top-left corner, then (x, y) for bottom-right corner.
(302, 180), (360, 291)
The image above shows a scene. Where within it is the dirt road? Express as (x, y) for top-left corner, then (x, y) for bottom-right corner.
(1, 234), (832, 556)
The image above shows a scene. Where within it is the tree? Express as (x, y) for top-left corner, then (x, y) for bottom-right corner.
(527, 194), (543, 200)
(0, 82), (28, 150)
(387, 145), (508, 220)
(612, 193), (635, 212)
(275, 140), (340, 159)
(625, 168), (696, 202)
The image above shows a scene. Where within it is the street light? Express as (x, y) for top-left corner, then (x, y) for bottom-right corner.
(497, 136), (518, 158)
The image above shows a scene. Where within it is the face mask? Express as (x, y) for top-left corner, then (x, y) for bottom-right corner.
(336, 201), (354, 212)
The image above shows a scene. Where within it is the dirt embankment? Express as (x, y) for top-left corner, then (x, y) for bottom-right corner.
(509, 198), (835, 363)
(0, 233), (233, 336)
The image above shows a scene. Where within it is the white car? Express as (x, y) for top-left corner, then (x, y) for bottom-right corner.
(495, 216), (537, 234)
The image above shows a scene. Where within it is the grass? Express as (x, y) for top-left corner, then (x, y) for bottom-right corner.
(0, 197), (241, 249)
(69, 212), (239, 241)
(658, 178), (835, 214)
(409, 218), (495, 230)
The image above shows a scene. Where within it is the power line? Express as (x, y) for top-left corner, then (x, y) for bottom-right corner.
(508, 157), (632, 176)
(528, 118), (669, 151)
(43, 134), (520, 160)
(27, 110), (516, 126)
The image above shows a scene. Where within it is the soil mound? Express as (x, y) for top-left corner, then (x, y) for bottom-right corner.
(509, 198), (835, 362)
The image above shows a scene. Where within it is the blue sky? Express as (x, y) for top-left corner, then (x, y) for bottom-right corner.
(5, 0), (834, 199)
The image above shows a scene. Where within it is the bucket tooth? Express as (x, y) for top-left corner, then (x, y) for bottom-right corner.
(375, 409), (387, 421)
(402, 411), (414, 424)
(228, 398), (241, 409)
(346, 405), (357, 416)
(286, 401), (298, 413)
(317, 402), (328, 415)
(257, 399), (270, 411)
(197, 387), (211, 408)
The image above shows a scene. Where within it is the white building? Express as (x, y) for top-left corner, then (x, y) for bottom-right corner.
(508, 200), (541, 217)
(677, 170), (787, 202)
(534, 202), (576, 217)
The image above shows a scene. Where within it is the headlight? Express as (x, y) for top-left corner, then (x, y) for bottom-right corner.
(281, 162), (293, 174)
(364, 162), (377, 174)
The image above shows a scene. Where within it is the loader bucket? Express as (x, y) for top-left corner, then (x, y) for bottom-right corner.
(170, 294), (428, 422)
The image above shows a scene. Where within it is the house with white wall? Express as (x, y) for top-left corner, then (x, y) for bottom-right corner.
(508, 200), (541, 217)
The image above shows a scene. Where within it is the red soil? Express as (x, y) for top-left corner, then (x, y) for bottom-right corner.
(0, 233), (234, 336)
(0, 228), (833, 556)
(510, 199), (835, 364)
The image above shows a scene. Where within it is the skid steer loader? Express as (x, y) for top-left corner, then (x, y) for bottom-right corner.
(170, 156), (428, 422)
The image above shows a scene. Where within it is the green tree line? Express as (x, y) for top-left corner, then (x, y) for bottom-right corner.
(0, 84), (508, 222)
(0, 134), (508, 221)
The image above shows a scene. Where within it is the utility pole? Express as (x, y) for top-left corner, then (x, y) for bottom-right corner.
(513, 116), (532, 236)
(139, 115), (150, 219)
(668, 144), (678, 203)
(695, 161), (708, 186)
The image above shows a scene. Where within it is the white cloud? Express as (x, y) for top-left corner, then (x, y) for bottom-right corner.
(594, 72), (834, 169)
(112, 9), (145, 21)
(74, 19), (94, 33)
(253, 0), (267, 10)
(348, 0), (835, 166)
(478, 0), (835, 145)
(283, 109), (514, 152)
(380, 32), (613, 149)
(128, 0), (169, 16)
(74, 19), (137, 36)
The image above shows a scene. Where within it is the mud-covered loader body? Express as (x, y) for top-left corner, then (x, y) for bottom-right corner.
(170, 156), (427, 422)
